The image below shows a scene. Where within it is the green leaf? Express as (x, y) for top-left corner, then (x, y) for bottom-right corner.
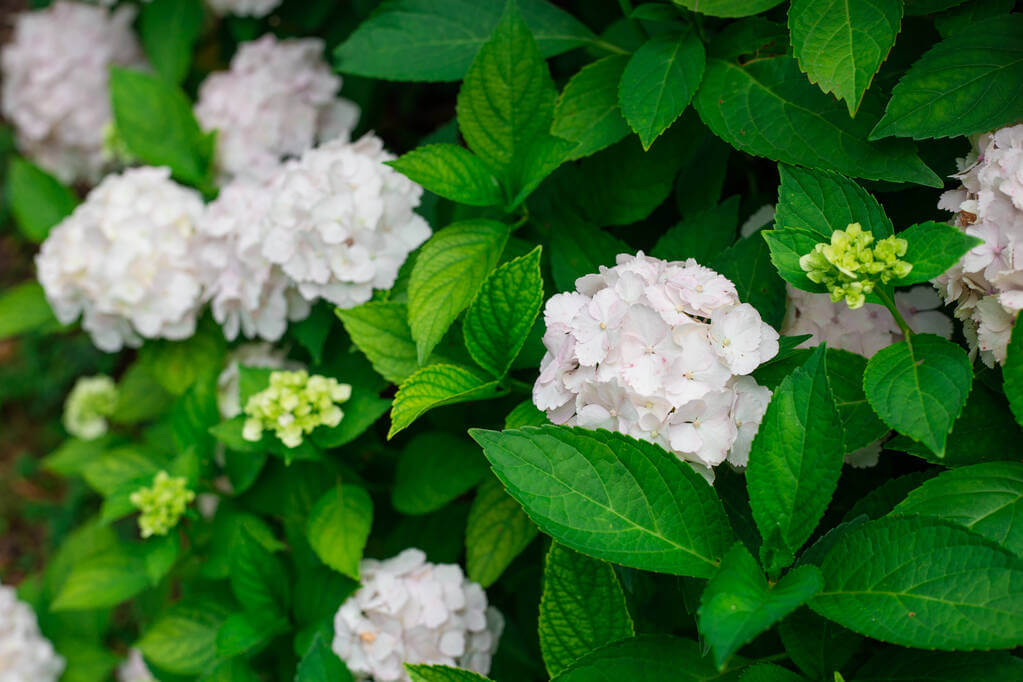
(338, 302), (435, 384)
(393, 432), (490, 515)
(652, 196), (739, 263)
(619, 30), (705, 149)
(551, 55), (631, 160)
(862, 334), (973, 457)
(138, 323), (226, 396)
(693, 55), (941, 187)
(778, 608), (862, 680)
(891, 462), (1023, 556)
(505, 399), (549, 429)
(712, 229), (787, 329)
(306, 483), (374, 580)
(826, 349), (889, 453)
(774, 165), (894, 242)
(738, 664), (807, 682)
(200, 659), (261, 682)
(335, 0), (599, 82)
(550, 635), (741, 682)
(809, 516), (1023, 650)
(388, 144), (503, 207)
(470, 426), (734, 577)
(143, 532), (180, 585)
(853, 649), (1023, 681)
(310, 354), (391, 449)
(747, 347), (845, 572)
(1005, 316), (1023, 427)
(894, 221), (984, 286)
(56, 641), (120, 682)
(51, 545), (150, 611)
(0, 281), (60, 340)
(409, 220), (508, 364)
(406, 665), (492, 682)
(230, 525), (290, 614)
(139, 0), (204, 84)
(138, 597), (231, 675)
(6, 156), (77, 241)
(550, 221), (630, 292)
(789, 0), (903, 116)
(466, 475), (538, 587)
(290, 302), (335, 365)
(296, 633), (355, 682)
(762, 228), (827, 294)
(699, 543), (823, 669)
(389, 364), (505, 438)
(870, 15), (1023, 140)
(539, 543), (634, 676)
(463, 246), (544, 378)
(905, 0), (968, 14)
(934, 0), (1015, 38)
(215, 610), (288, 659)
(674, 0), (785, 17)
(111, 362), (174, 424)
(109, 68), (214, 189)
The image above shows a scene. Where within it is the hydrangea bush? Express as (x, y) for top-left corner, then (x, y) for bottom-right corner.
(1, 1), (1022, 681)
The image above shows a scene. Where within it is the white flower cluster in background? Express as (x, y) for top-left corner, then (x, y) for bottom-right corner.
(0, 584), (65, 682)
(116, 649), (154, 682)
(534, 252), (779, 475)
(206, 0), (283, 17)
(195, 35), (359, 182)
(0, 1), (146, 185)
(333, 549), (503, 682)
(36, 167), (205, 352)
(783, 285), (953, 358)
(937, 124), (1023, 365)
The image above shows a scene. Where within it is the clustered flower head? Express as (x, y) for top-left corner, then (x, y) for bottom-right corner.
(35, 167), (206, 352)
(206, 0), (283, 17)
(783, 285), (953, 358)
(0, 584), (65, 682)
(534, 252), (779, 475)
(262, 135), (432, 308)
(937, 124), (1023, 365)
(0, 1), (146, 185)
(130, 471), (195, 539)
(799, 223), (912, 309)
(116, 649), (154, 682)
(243, 370), (351, 447)
(63, 375), (118, 440)
(332, 549), (503, 682)
(195, 34), (359, 182)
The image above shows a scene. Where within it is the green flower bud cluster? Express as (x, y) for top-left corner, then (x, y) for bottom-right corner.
(130, 471), (195, 539)
(799, 222), (912, 309)
(242, 370), (351, 448)
(63, 375), (118, 440)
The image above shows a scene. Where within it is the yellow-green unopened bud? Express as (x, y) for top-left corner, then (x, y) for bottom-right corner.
(130, 471), (195, 538)
(798, 223), (911, 309)
(242, 370), (351, 448)
(63, 375), (118, 440)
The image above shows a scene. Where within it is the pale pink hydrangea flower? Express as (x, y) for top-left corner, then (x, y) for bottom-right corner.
(206, 0), (283, 17)
(0, 583), (65, 682)
(116, 649), (155, 682)
(533, 252), (779, 476)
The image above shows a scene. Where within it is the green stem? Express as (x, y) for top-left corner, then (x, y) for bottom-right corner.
(876, 287), (912, 339)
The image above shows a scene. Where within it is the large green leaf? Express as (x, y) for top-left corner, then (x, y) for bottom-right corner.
(0, 281), (60, 340)
(388, 144), (503, 207)
(470, 426), (734, 577)
(810, 516), (1023, 649)
(550, 635), (742, 682)
(892, 462), (1023, 556)
(712, 230), (787, 330)
(50, 545), (150, 611)
(551, 55), (631, 160)
(789, 0), (903, 115)
(826, 349), (888, 453)
(539, 543), (634, 676)
(892, 221), (983, 286)
(777, 608), (862, 680)
(863, 334), (973, 457)
(306, 484), (374, 580)
(738, 664), (807, 682)
(1006, 317), (1023, 427)
(619, 30), (705, 149)
(652, 196), (739, 264)
(774, 165), (893, 241)
(335, 0), (601, 82)
(406, 666), (492, 682)
(465, 475), (538, 587)
(389, 364), (505, 438)
(747, 347), (845, 573)
(229, 526), (290, 614)
(6, 157), (77, 242)
(549, 221), (629, 292)
(139, 0), (204, 84)
(673, 0), (785, 17)
(393, 432), (490, 515)
(408, 220), (508, 364)
(693, 55), (940, 187)
(854, 649), (1023, 681)
(138, 598), (231, 675)
(871, 15), (1023, 140)
(215, 610), (288, 659)
(296, 633), (355, 682)
(934, 0), (1015, 38)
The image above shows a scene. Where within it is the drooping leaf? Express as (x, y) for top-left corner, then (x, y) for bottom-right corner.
(389, 364), (506, 438)
(139, 0), (204, 84)
(388, 144), (503, 207)
(551, 55), (631, 160)
(892, 221), (983, 286)
(306, 484), (374, 580)
(393, 432), (490, 515)
(6, 156), (77, 242)
(465, 475), (538, 587)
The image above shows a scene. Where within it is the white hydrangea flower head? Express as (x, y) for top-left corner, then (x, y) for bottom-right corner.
(63, 375), (118, 440)
(116, 649), (155, 682)
(782, 285), (953, 358)
(0, 584), (65, 682)
(217, 342), (303, 418)
(195, 34), (359, 182)
(261, 134), (432, 308)
(206, 0), (282, 17)
(937, 124), (1023, 365)
(197, 174), (311, 342)
(332, 549), (504, 682)
(36, 167), (206, 352)
(0, 1), (146, 184)
(534, 252), (780, 474)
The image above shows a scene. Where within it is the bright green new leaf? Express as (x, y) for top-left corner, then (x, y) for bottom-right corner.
(854, 649), (1023, 681)
(863, 334), (973, 457)
(139, 0), (204, 84)
(747, 347), (845, 573)
(406, 665), (492, 682)
(465, 476), (538, 587)
(699, 543), (823, 669)
(810, 516), (1023, 649)
(306, 483), (374, 580)
(463, 247), (544, 378)
(619, 30), (705, 149)
(550, 635), (742, 682)
(871, 15), (1023, 140)
(673, 0), (785, 17)
(409, 220), (508, 364)
(693, 55), (941, 187)
(762, 227), (828, 293)
(470, 426), (734, 577)
(393, 432), (490, 515)
(893, 221), (984, 286)
(539, 543), (634, 676)
(0, 281), (60, 341)
(389, 364), (505, 438)
(138, 597), (232, 675)
(296, 633), (355, 682)
(388, 144), (503, 207)
(789, 0), (903, 115)
(551, 55), (631, 160)
(6, 156), (77, 242)
(51, 546), (150, 611)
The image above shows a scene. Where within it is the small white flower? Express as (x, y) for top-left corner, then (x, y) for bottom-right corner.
(206, 0), (283, 17)
(116, 648), (155, 682)
(0, 584), (65, 682)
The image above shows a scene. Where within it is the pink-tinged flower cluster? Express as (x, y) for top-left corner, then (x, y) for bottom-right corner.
(332, 549), (503, 682)
(937, 124), (1023, 365)
(0, 583), (65, 682)
(783, 285), (953, 358)
(195, 35), (359, 182)
(206, 0), (282, 17)
(0, 1), (146, 184)
(534, 253), (779, 475)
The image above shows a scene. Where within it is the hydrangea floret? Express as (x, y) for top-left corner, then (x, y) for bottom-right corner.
(0, 583), (65, 682)
(130, 471), (195, 539)
(63, 375), (118, 440)
(799, 223), (912, 309)
(242, 370), (351, 447)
